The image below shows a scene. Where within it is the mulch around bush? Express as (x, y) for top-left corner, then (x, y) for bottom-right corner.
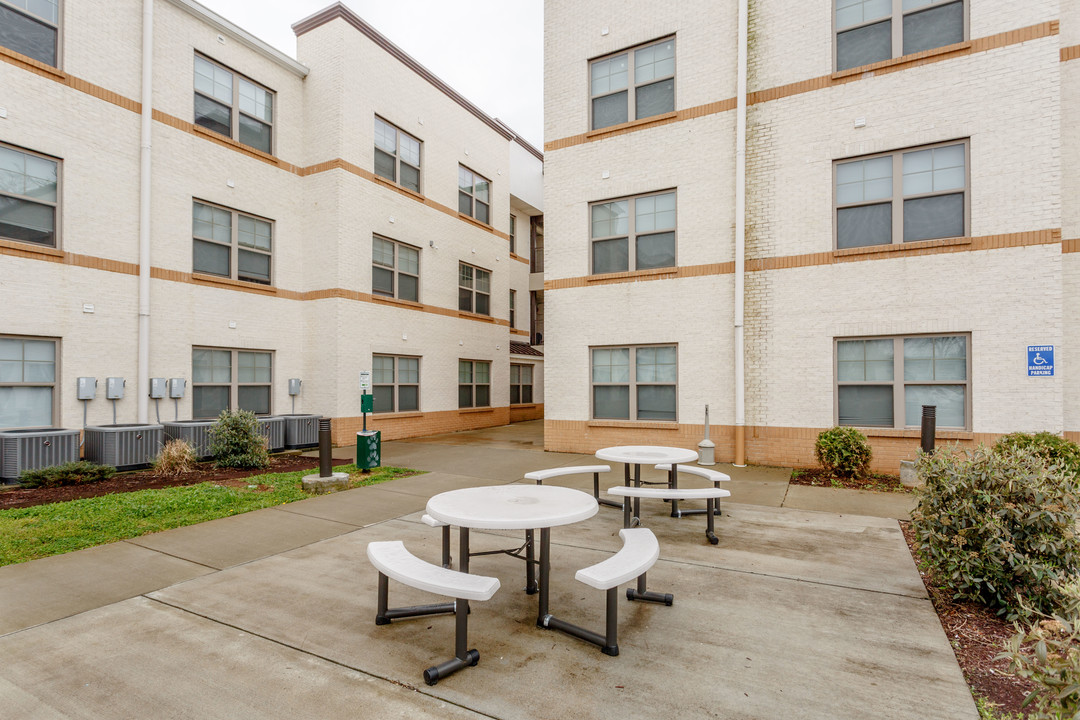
(0, 454), (339, 510)
(788, 467), (912, 493)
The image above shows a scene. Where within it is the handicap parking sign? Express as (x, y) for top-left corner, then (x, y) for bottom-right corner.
(1028, 346), (1054, 377)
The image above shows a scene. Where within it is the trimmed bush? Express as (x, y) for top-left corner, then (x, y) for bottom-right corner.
(1003, 588), (1080, 720)
(995, 432), (1080, 479)
(912, 445), (1080, 620)
(19, 461), (116, 489)
(814, 426), (872, 478)
(153, 439), (198, 476)
(208, 410), (269, 469)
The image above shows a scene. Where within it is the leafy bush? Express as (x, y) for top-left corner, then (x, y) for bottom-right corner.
(19, 461), (116, 488)
(208, 410), (269, 469)
(153, 439), (198, 476)
(995, 432), (1080, 479)
(912, 445), (1080, 620)
(814, 426), (872, 478)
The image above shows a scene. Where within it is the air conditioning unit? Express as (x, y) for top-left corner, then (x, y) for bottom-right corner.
(0, 428), (81, 481)
(162, 420), (216, 460)
(281, 414), (322, 449)
(83, 424), (164, 471)
(256, 416), (285, 452)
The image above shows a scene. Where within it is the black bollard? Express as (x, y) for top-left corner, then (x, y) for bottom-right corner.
(318, 417), (332, 478)
(920, 405), (936, 455)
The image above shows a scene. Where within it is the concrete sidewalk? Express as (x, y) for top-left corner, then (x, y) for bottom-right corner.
(0, 421), (971, 719)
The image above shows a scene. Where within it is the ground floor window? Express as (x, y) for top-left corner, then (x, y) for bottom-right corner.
(373, 354), (419, 413)
(192, 347), (272, 419)
(510, 363), (533, 404)
(591, 344), (677, 421)
(0, 335), (57, 428)
(459, 360), (491, 408)
(836, 334), (969, 429)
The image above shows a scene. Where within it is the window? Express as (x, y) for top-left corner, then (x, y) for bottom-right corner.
(192, 201), (273, 284)
(591, 190), (676, 274)
(836, 334), (969, 429)
(509, 289), (516, 328)
(0, 335), (57, 429)
(372, 355), (419, 413)
(458, 263), (491, 315)
(510, 364), (533, 404)
(509, 214), (517, 254)
(0, 144), (59, 248)
(0, 0), (59, 67)
(458, 166), (490, 224)
(458, 360), (490, 408)
(590, 37), (675, 131)
(372, 236), (419, 302)
(192, 348), (272, 419)
(835, 140), (966, 249)
(835, 0), (964, 71)
(194, 55), (274, 154)
(374, 117), (421, 193)
(591, 345), (677, 421)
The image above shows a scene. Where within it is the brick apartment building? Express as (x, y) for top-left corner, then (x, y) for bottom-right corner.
(542, 0), (1078, 471)
(0, 0), (544, 447)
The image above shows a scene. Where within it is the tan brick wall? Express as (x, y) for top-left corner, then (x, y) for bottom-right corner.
(333, 406), (513, 445)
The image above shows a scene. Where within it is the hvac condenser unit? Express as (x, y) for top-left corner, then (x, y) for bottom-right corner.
(162, 420), (216, 460)
(83, 424), (163, 471)
(256, 416), (285, 452)
(0, 428), (81, 481)
(281, 414), (322, 450)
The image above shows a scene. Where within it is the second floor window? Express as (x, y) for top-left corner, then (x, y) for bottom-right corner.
(194, 55), (275, 154)
(0, 0), (59, 66)
(590, 37), (675, 131)
(509, 289), (516, 328)
(193, 201), (273, 285)
(459, 263), (491, 315)
(0, 143), (59, 248)
(372, 236), (419, 302)
(509, 214), (517, 254)
(835, 0), (964, 71)
(458, 166), (490, 224)
(591, 191), (676, 274)
(374, 117), (421, 193)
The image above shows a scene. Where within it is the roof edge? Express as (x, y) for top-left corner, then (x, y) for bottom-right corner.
(293, 3), (516, 142)
(495, 118), (544, 162)
(164, 0), (310, 77)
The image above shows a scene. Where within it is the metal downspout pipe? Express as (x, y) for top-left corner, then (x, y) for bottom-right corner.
(137, 0), (153, 424)
(733, 0), (749, 467)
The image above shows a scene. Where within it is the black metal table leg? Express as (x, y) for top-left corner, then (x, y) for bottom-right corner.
(459, 527), (470, 573)
(669, 463), (681, 517)
(525, 529), (537, 594)
(536, 527), (550, 627)
(633, 463), (641, 520)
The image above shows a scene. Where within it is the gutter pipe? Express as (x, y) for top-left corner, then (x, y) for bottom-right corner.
(137, 0), (153, 424)
(733, 0), (748, 466)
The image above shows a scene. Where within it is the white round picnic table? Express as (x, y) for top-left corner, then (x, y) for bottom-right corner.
(595, 445), (700, 517)
(426, 485), (598, 626)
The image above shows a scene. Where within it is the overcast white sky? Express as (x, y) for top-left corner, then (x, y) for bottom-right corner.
(198, 0), (544, 149)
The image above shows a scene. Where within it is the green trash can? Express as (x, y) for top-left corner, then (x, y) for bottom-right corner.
(356, 430), (381, 471)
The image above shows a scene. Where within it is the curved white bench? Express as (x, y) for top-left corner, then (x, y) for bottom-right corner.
(654, 463), (732, 518)
(421, 514), (452, 568)
(524, 465), (618, 508)
(607, 486), (731, 545)
(367, 541), (499, 685)
(541, 528), (670, 656)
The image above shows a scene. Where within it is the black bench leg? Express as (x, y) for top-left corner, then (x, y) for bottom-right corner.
(375, 572), (455, 625)
(423, 599), (480, 686)
(626, 571), (674, 605)
(603, 587), (619, 656)
(705, 499), (719, 545)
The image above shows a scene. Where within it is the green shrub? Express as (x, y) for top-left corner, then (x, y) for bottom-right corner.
(208, 410), (269, 469)
(814, 426), (872, 478)
(912, 445), (1080, 620)
(153, 439), (198, 476)
(1002, 586), (1080, 720)
(995, 432), (1080, 479)
(19, 461), (116, 488)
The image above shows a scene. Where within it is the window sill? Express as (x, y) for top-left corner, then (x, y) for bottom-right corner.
(0, 45), (65, 78)
(511, 404), (538, 409)
(191, 273), (278, 294)
(371, 174), (424, 200)
(854, 427), (974, 440)
(372, 295), (423, 310)
(457, 310), (495, 322)
(831, 40), (973, 80)
(587, 420), (680, 430)
(373, 411), (424, 419)
(192, 124), (280, 164)
(834, 235), (971, 258)
(586, 266), (678, 283)
(457, 213), (494, 231)
(460, 407), (494, 414)
(0, 238), (64, 257)
(586, 111), (678, 140)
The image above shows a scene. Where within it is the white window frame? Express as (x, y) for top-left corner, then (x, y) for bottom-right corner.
(0, 142), (61, 248)
(590, 189), (678, 275)
(0, 0), (61, 67)
(589, 36), (676, 131)
(373, 116), (422, 193)
(590, 344), (678, 422)
(192, 347), (273, 419)
(0, 334), (59, 429)
(458, 165), (491, 224)
(192, 200), (274, 285)
(834, 0), (967, 72)
(372, 354), (420, 414)
(458, 262), (491, 316)
(194, 54), (275, 155)
(372, 235), (420, 302)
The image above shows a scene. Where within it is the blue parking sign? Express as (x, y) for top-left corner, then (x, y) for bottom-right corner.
(1028, 346), (1054, 377)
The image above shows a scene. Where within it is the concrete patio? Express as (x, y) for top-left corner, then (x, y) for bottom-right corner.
(0, 421), (973, 719)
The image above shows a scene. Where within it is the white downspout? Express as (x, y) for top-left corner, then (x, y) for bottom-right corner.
(137, 0), (153, 424)
(733, 0), (749, 467)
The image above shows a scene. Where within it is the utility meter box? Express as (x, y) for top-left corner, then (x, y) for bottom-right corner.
(288, 378), (302, 396)
(106, 377), (125, 400)
(149, 378), (167, 399)
(77, 377), (97, 400)
(169, 378), (186, 398)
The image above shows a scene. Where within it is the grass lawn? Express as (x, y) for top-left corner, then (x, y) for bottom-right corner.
(0, 464), (417, 567)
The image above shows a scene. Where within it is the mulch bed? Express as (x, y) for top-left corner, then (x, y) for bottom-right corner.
(900, 520), (1038, 717)
(789, 467), (912, 493)
(0, 454), (344, 510)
